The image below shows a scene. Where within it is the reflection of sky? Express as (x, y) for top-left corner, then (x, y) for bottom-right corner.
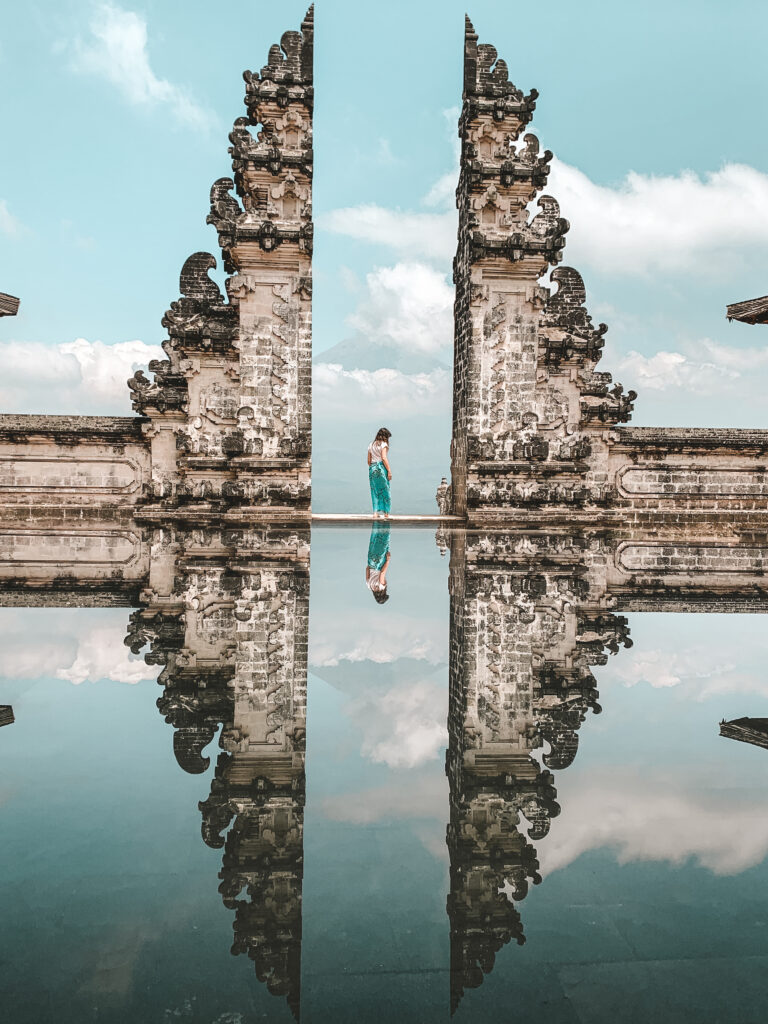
(0, 659), (286, 1023)
(2, 533), (768, 1022)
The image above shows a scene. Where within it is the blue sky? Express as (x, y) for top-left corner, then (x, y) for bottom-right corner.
(2, 1), (768, 511)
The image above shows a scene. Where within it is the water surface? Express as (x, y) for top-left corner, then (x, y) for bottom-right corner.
(1, 526), (768, 1023)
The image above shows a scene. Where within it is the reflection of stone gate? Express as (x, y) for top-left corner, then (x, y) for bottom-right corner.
(2, 515), (768, 1017)
(444, 519), (768, 1008)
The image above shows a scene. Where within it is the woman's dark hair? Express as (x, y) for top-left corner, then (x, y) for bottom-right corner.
(375, 427), (391, 442)
(372, 588), (389, 604)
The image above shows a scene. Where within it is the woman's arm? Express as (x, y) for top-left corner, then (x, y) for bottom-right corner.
(381, 445), (392, 481)
(367, 449), (372, 465)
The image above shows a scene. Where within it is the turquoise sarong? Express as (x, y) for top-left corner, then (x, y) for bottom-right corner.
(367, 521), (391, 571)
(369, 461), (391, 514)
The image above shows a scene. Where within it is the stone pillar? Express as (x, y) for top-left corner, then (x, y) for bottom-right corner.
(130, 8), (314, 515)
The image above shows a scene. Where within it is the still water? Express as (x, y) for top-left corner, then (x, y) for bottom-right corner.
(2, 525), (768, 1023)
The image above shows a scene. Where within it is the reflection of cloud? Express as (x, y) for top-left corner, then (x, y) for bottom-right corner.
(71, 3), (214, 130)
(56, 624), (154, 685)
(0, 634), (76, 679)
(612, 646), (768, 701)
(0, 337), (162, 414)
(346, 676), (447, 768)
(322, 773), (448, 824)
(0, 610), (156, 685)
(310, 612), (445, 668)
(539, 769), (768, 877)
(312, 650), (448, 770)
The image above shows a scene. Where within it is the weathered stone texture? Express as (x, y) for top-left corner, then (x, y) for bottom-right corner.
(0, 17), (315, 519)
(450, 17), (624, 517)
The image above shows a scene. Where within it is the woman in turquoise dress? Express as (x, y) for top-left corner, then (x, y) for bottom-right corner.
(366, 521), (391, 604)
(367, 427), (392, 517)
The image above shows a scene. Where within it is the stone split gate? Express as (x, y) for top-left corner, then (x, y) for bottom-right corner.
(0, 8), (767, 526)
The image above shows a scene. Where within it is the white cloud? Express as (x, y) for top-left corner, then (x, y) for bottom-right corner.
(615, 336), (768, 396)
(0, 200), (24, 237)
(313, 363), (450, 420)
(347, 263), (454, 355)
(538, 769), (768, 878)
(72, 3), (214, 130)
(320, 204), (456, 262)
(616, 347), (738, 394)
(422, 172), (457, 210)
(312, 262), (453, 414)
(548, 157), (768, 276)
(0, 337), (163, 414)
(423, 107), (461, 209)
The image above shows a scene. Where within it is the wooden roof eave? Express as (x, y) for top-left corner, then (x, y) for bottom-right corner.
(0, 292), (20, 317)
(726, 294), (768, 324)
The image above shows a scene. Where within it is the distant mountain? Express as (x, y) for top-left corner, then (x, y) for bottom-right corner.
(313, 337), (449, 375)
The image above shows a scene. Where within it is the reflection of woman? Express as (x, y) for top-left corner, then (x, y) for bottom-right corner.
(367, 427), (392, 518)
(365, 521), (391, 604)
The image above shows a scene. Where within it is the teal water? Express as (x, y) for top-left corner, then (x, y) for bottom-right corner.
(1, 529), (768, 1023)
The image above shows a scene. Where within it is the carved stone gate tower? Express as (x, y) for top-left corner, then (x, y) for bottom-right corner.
(448, 17), (768, 524)
(130, 6), (314, 514)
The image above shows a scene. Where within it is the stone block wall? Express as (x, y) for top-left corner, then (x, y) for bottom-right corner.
(0, 415), (150, 511)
